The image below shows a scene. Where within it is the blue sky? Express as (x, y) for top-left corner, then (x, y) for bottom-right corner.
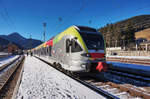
(0, 0), (150, 41)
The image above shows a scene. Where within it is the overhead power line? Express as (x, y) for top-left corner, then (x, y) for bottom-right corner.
(0, 0), (16, 30)
(53, 0), (85, 34)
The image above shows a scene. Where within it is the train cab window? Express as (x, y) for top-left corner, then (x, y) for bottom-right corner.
(66, 39), (71, 53)
(71, 39), (82, 52)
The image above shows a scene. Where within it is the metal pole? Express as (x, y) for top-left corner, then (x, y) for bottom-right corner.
(136, 44), (138, 51)
(43, 22), (46, 42)
(146, 44), (148, 51)
(29, 34), (32, 51)
(30, 34), (31, 39)
(115, 40), (117, 47)
(123, 40), (125, 50)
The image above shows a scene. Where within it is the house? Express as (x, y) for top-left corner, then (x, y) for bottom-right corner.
(7, 43), (20, 53)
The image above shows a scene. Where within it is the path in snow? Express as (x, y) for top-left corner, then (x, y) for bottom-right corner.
(16, 56), (105, 99)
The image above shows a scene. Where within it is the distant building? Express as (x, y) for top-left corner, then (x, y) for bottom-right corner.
(7, 43), (20, 53)
(139, 41), (150, 51)
(136, 38), (147, 45)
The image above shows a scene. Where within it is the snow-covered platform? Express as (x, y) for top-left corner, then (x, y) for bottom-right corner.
(16, 56), (105, 99)
(107, 55), (150, 59)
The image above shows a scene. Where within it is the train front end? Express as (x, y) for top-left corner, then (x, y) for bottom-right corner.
(75, 26), (107, 73)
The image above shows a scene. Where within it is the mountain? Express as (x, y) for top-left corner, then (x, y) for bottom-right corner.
(23, 39), (43, 49)
(98, 15), (150, 47)
(0, 37), (10, 51)
(0, 32), (42, 49)
(0, 37), (10, 46)
(0, 32), (26, 46)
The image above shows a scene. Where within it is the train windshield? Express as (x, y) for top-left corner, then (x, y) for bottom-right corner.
(80, 33), (104, 50)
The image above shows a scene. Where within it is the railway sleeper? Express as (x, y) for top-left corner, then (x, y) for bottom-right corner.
(106, 88), (119, 94)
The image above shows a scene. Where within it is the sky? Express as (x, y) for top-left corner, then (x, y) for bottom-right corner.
(0, 0), (150, 41)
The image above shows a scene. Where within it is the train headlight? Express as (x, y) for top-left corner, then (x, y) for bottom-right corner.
(81, 53), (91, 57)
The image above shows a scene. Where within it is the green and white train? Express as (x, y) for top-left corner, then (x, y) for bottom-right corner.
(32, 25), (107, 73)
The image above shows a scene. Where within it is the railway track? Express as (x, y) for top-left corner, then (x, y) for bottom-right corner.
(106, 69), (150, 83)
(97, 72), (150, 99)
(0, 55), (24, 91)
(80, 75), (142, 99)
(35, 56), (150, 99)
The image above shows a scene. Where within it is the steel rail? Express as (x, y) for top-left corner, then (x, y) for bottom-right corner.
(0, 55), (24, 91)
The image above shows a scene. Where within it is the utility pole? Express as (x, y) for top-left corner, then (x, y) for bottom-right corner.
(29, 34), (32, 50)
(43, 22), (46, 42)
(29, 34), (31, 39)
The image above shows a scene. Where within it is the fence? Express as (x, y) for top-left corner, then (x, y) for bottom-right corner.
(106, 39), (150, 51)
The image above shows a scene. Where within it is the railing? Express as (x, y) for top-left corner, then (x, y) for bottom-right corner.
(106, 50), (150, 56)
(106, 39), (150, 51)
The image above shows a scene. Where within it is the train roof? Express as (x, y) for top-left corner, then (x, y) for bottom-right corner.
(73, 25), (97, 32)
(32, 25), (100, 51)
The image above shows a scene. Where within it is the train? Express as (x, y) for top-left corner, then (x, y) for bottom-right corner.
(32, 25), (107, 73)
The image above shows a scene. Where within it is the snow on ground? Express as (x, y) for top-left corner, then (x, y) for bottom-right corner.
(0, 52), (9, 56)
(107, 55), (150, 59)
(0, 55), (19, 67)
(16, 56), (105, 99)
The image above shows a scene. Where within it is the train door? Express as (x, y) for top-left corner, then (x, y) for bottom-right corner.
(70, 38), (83, 61)
(66, 38), (83, 71)
(64, 38), (71, 65)
(64, 37), (83, 70)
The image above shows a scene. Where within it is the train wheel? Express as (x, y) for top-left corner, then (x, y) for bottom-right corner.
(66, 70), (70, 75)
(53, 62), (56, 66)
(57, 63), (63, 71)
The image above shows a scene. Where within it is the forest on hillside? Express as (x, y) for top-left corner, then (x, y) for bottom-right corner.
(98, 15), (150, 47)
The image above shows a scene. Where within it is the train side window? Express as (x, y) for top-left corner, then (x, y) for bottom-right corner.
(47, 47), (49, 54)
(71, 39), (82, 52)
(49, 46), (52, 56)
(66, 39), (70, 53)
(42, 48), (44, 55)
(45, 47), (47, 55)
(43, 48), (45, 55)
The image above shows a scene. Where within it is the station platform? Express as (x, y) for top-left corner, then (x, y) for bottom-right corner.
(16, 56), (105, 99)
(107, 61), (150, 77)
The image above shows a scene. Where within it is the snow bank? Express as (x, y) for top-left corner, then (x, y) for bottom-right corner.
(0, 55), (19, 68)
(0, 52), (9, 55)
(16, 56), (105, 99)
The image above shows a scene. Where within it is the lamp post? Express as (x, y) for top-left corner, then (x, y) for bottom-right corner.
(43, 22), (47, 42)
